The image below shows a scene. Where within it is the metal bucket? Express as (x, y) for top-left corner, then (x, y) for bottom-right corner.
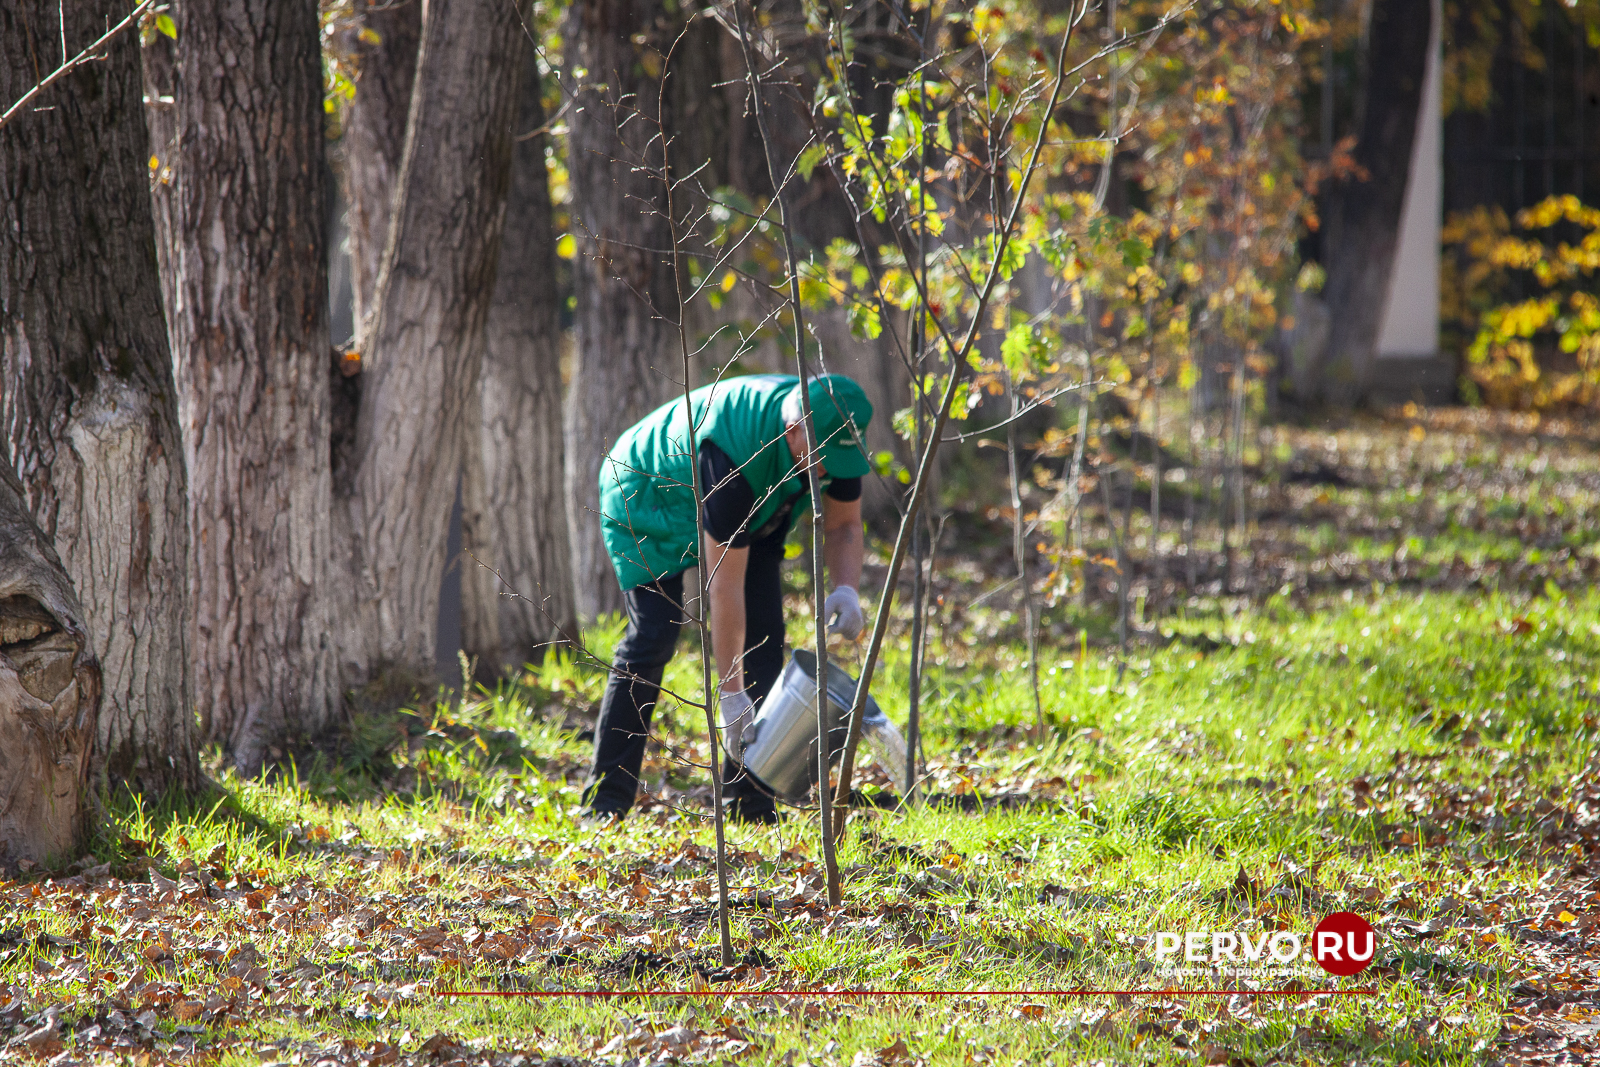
(739, 649), (886, 802)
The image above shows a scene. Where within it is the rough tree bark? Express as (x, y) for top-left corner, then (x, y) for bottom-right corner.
(0, 466), (102, 867)
(564, 0), (681, 621)
(1, 0), (195, 797)
(461, 54), (579, 675)
(1307, 0), (1433, 406)
(343, 0), (422, 341)
(166, 0), (339, 769)
(345, 0), (529, 673)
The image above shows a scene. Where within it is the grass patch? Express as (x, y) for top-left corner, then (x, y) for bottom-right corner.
(3, 412), (1597, 1066)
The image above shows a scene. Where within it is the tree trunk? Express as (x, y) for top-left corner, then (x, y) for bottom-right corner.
(564, 0), (681, 621)
(1309, 0), (1433, 406)
(0, 466), (101, 867)
(141, 31), (178, 340)
(346, 0), (528, 673)
(1, 0), (195, 798)
(164, 0), (339, 770)
(343, 0), (422, 342)
(461, 55), (579, 676)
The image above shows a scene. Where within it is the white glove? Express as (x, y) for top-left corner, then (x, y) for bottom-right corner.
(824, 585), (864, 639)
(718, 686), (755, 761)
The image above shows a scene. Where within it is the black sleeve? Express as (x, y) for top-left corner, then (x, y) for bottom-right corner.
(823, 475), (862, 502)
(699, 440), (755, 548)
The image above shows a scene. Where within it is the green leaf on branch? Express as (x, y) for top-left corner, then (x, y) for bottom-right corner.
(797, 142), (827, 182)
(1038, 233), (1074, 271)
(1001, 322), (1047, 377)
(990, 234), (1028, 281)
(847, 301), (882, 340)
(796, 260), (836, 308)
(824, 238), (861, 270)
(955, 380), (979, 417)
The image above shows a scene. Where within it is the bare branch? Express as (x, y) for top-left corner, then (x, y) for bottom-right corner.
(0, 0), (154, 131)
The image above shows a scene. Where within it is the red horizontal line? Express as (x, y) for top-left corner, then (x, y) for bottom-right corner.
(434, 988), (1379, 998)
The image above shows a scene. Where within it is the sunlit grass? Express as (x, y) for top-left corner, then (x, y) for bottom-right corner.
(0, 581), (1573, 1064)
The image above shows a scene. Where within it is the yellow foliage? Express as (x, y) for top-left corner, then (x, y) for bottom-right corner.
(1454, 196), (1600, 410)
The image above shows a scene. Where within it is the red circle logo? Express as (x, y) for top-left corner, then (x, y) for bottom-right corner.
(1312, 912), (1377, 976)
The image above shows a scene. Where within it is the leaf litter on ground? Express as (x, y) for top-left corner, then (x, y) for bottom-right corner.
(4, 409), (1600, 1066)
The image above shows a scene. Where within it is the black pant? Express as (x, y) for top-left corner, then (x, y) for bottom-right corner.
(582, 526), (788, 814)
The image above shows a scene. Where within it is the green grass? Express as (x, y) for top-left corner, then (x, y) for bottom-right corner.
(3, 412), (1597, 1066)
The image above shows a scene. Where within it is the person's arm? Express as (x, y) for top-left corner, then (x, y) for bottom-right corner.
(821, 492), (864, 598)
(701, 530), (749, 693)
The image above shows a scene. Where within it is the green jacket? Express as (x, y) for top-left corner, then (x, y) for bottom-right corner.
(600, 375), (806, 591)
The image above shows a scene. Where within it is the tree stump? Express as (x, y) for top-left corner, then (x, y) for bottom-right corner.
(0, 467), (100, 868)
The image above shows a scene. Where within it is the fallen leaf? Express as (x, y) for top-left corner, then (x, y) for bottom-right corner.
(412, 926), (448, 950)
(417, 1032), (462, 1059)
(10, 1023), (61, 1055)
(655, 1026), (698, 1052)
(853, 1037), (914, 1067)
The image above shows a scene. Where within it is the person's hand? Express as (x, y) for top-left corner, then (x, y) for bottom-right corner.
(824, 585), (863, 639)
(718, 686), (755, 760)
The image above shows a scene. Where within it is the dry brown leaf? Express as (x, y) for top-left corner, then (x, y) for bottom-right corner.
(412, 926), (448, 950)
(11, 1022), (61, 1055)
(656, 1025), (698, 1052)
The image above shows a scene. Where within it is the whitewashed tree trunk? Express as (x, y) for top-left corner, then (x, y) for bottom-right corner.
(165, 0), (339, 770)
(1305, 0), (1431, 406)
(461, 54), (579, 675)
(348, 0), (529, 672)
(1, 0), (195, 799)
